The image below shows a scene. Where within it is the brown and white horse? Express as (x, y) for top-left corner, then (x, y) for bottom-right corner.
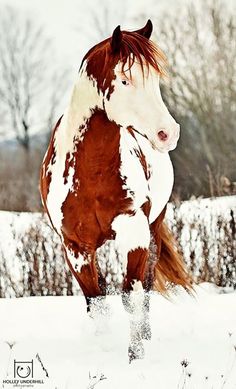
(40, 20), (192, 361)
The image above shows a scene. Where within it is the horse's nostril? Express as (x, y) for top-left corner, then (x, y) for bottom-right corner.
(158, 130), (168, 142)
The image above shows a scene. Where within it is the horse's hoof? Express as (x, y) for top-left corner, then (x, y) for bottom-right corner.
(128, 342), (145, 363)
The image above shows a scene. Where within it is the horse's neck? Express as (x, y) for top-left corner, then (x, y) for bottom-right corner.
(68, 67), (103, 129)
(56, 67), (103, 156)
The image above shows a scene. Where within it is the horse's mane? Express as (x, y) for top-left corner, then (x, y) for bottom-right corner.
(82, 30), (167, 84)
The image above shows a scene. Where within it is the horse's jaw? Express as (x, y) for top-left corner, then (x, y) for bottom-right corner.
(152, 140), (178, 153)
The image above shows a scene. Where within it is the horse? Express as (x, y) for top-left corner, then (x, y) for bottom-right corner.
(40, 19), (192, 362)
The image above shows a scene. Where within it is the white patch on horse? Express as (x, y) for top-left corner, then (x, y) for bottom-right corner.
(65, 247), (88, 273)
(130, 280), (145, 317)
(133, 132), (174, 224)
(132, 279), (143, 292)
(119, 127), (149, 210)
(46, 62), (102, 233)
(118, 125), (173, 224)
(112, 209), (150, 272)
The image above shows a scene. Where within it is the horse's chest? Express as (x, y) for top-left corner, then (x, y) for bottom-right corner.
(119, 129), (174, 224)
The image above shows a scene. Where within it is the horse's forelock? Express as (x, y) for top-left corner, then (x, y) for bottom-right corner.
(118, 32), (167, 79)
(81, 31), (167, 97)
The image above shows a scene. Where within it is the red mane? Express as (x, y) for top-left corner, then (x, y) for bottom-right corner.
(82, 30), (167, 98)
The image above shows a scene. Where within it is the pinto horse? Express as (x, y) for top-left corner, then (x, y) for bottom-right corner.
(40, 20), (192, 361)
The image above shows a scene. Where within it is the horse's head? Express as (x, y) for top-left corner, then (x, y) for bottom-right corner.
(81, 20), (180, 152)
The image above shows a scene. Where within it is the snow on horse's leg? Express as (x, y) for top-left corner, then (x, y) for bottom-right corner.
(123, 281), (146, 362)
(87, 296), (111, 336)
(112, 210), (150, 361)
(141, 293), (152, 341)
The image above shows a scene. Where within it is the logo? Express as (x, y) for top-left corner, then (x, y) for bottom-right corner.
(2, 354), (48, 388)
(14, 360), (33, 379)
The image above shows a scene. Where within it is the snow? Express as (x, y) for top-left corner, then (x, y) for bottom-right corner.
(0, 196), (236, 386)
(1, 284), (236, 388)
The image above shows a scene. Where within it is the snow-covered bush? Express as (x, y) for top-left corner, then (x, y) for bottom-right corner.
(0, 196), (235, 297)
(166, 196), (236, 288)
(0, 214), (79, 297)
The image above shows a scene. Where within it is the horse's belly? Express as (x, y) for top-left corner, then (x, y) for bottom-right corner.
(148, 152), (174, 224)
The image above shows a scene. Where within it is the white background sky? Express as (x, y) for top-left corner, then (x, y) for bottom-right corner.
(0, 0), (235, 74)
(0, 0), (185, 71)
(0, 0), (234, 77)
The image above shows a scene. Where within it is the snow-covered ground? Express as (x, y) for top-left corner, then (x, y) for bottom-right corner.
(1, 284), (236, 389)
(0, 196), (236, 387)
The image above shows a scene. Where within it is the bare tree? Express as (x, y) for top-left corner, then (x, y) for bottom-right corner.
(162, 1), (236, 198)
(78, 0), (128, 42)
(138, 0), (236, 198)
(0, 7), (68, 149)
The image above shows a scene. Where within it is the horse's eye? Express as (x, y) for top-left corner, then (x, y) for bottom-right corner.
(121, 80), (129, 86)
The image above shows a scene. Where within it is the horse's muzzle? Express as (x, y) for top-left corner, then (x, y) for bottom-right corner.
(157, 124), (180, 152)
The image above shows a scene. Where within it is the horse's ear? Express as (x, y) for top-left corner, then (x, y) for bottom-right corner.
(135, 19), (153, 39)
(111, 25), (122, 54)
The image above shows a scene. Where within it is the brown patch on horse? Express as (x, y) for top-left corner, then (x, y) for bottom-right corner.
(83, 29), (167, 98)
(151, 207), (194, 294)
(63, 152), (75, 185)
(141, 200), (151, 219)
(123, 248), (149, 292)
(60, 109), (133, 253)
(127, 126), (150, 181)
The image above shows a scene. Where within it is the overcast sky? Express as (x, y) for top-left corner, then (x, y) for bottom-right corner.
(0, 0), (185, 69)
(0, 0), (234, 73)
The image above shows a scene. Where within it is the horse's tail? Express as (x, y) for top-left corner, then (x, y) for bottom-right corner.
(152, 218), (193, 294)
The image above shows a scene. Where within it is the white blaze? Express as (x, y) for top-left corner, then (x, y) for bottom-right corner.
(104, 60), (179, 152)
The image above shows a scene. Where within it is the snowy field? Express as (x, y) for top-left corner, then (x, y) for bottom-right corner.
(1, 284), (236, 389)
(0, 196), (236, 387)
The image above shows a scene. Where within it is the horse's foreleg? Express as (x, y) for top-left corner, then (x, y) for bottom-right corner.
(122, 248), (151, 361)
(141, 293), (151, 340)
(112, 210), (151, 362)
(65, 248), (110, 335)
(64, 248), (101, 309)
